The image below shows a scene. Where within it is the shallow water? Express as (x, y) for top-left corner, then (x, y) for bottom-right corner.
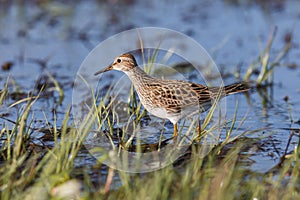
(1, 0), (300, 177)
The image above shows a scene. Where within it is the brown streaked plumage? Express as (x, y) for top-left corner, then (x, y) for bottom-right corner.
(95, 53), (248, 137)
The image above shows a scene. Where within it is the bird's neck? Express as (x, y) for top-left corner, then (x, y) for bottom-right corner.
(125, 66), (154, 87)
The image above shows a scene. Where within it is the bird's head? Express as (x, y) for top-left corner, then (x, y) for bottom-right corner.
(94, 53), (137, 75)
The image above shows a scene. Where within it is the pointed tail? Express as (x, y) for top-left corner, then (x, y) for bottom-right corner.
(224, 82), (249, 95)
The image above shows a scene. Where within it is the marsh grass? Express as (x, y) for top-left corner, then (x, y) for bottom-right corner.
(101, 138), (299, 200)
(244, 27), (292, 86)
(0, 93), (299, 200)
(0, 83), (8, 109)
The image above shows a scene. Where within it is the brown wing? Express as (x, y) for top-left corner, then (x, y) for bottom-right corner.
(143, 82), (183, 114)
(143, 80), (214, 114)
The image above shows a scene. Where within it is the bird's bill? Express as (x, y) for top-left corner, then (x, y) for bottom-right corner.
(94, 65), (113, 75)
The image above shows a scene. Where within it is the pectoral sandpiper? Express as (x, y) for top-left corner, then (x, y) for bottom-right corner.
(95, 53), (248, 138)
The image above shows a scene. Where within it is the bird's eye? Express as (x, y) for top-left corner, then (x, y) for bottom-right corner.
(117, 59), (121, 63)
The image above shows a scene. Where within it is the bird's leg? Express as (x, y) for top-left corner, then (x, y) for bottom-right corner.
(173, 123), (178, 137)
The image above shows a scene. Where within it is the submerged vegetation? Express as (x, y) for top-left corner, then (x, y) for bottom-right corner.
(244, 27), (292, 86)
